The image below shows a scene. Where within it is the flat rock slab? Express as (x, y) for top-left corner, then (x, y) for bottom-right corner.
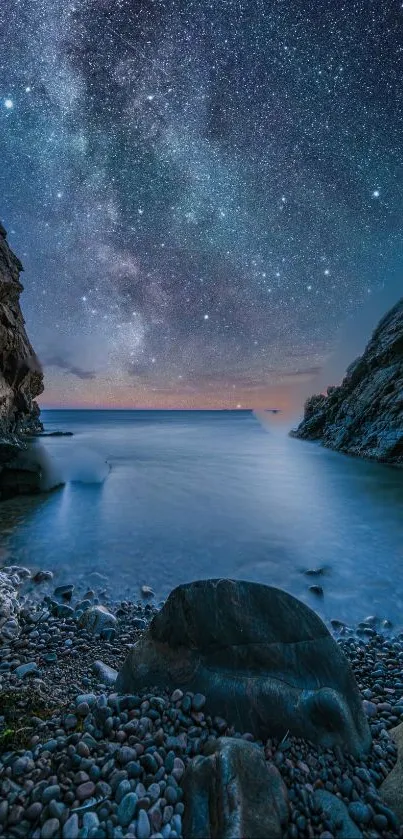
(183, 737), (288, 839)
(116, 578), (371, 755)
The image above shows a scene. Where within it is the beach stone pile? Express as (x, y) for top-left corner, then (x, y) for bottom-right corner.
(1, 576), (403, 837)
(0, 565), (31, 642)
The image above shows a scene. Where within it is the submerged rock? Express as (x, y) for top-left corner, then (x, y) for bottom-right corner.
(291, 297), (403, 464)
(183, 737), (288, 839)
(116, 578), (371, 755)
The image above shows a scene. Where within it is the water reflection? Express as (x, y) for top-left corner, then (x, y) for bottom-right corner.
(0, 409), (402, 628)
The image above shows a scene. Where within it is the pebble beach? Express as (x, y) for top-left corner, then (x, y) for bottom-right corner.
(1, 571), (403, 839)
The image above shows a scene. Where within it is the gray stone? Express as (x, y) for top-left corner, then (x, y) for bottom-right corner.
(83, 812), (100, 832)
(62, 814), (79, 839)
(54, 584), (74, 599)
(41, 819), (60, 839)
(314, 791), (362, 838)
(92, 660), (118, 685)
(183, 737), (288, 839)
(14, 661), (40, 679)
(117, 792), (138, 827)
(137, 809), (151, 839)
(116, 579), (371, 755)
(76, 693), (97, 707)
(42, 785), (61, 804)
(348, 802), (372, 826)
(79, 605), (117, 635)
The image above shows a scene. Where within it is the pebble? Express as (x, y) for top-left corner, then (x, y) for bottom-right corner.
(137, 809), (151, 838)
(14, 661), (39, 679)
(41, 818), (60, 839)
(77, 781), (96, 800)
(2, 588), (403, 839)
(92, 659), (118, 685)
(117, 792), (138, 827)
(348, 801), (372, 825)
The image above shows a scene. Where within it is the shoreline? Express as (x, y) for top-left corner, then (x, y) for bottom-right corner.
(0, 570), (403, 838)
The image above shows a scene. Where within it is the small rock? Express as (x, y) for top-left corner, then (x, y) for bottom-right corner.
(14, 661), (39, 679)
(362, 700), (378, 718)
(77, 781), (95, 801)
(117, 792), (138, 827)
(41, 818), (60, 839)
(137, 809), (151, 838)
(54, 584), (74, 600)
(192, 693), (206, 712)
(141, 585), (154, 597)
(79, 605), (117, 635)
(92, 660), (118, 685)
(314, 790), (362, 838)
(33, 570), (54, 583)
(348, 802), (371, 826)
(62, 814), (79, 839)
(309, 585), (324, 596)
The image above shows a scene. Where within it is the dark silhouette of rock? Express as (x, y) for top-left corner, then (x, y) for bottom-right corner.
(380, 722), (403, 824)
(291, 298), (403, 464)
(116, 578), (371, 755)
(183, 737), (289, 839)
(0, 223), (45, 498)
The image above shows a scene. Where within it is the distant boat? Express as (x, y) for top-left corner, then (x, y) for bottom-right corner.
(264, 409), (282, 413)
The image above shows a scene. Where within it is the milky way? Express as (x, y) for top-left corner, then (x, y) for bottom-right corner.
(1, 0), (402, 408)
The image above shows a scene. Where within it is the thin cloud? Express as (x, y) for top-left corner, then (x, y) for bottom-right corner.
(44, 355), (97, 380)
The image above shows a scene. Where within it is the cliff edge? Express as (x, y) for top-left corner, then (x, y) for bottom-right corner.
(0, 222), (45, 496)
(291, 298), (403, 465)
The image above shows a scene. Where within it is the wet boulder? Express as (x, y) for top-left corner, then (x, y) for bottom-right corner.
(116, 579), (371, 756)
(183, 737), (288, 839)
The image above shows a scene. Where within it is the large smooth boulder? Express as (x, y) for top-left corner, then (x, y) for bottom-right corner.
(116, 579), (371, 755)
(183, 737), (288, 839)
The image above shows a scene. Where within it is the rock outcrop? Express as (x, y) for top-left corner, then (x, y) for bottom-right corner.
(380, 722), (403, 825)
(0, 222), (45, 498)
(183, 737), (289, 839)
(291, 298), (403, 464)
(116, 578), (371, 756)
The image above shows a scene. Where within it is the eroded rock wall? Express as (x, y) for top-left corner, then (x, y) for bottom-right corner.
(0, 223), (44, 495)
(291, 298), (403, 465)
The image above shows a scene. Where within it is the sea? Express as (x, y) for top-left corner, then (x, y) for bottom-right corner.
(0, 408), (402, 629)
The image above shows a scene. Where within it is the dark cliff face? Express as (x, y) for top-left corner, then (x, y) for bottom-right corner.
(0, 223), (45, 495)
(291, 298), (403, 465)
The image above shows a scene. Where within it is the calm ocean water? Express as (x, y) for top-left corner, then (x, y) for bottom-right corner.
(1, 409), (402, 628)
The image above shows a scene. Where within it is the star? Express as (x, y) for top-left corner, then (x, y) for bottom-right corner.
(0, 0), (401, 409)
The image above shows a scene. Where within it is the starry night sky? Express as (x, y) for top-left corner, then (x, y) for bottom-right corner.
(1, 0), (403, 409)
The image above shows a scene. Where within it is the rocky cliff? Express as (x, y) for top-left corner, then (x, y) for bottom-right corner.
(0, 222), (44, 496)
(291, 298), (403, 465)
